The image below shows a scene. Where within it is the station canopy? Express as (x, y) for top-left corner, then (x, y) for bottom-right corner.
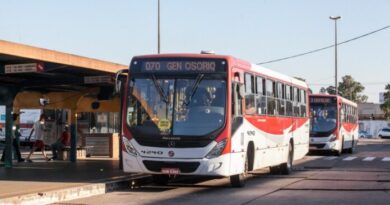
(0, 40), (127, 93)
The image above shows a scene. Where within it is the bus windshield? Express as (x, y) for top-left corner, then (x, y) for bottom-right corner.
(126, 77), (226, 137)
(310, 102), (337, 134)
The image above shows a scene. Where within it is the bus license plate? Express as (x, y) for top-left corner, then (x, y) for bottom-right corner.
(161, 168), (180, 175)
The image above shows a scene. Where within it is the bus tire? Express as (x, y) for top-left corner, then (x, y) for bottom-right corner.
(269, 165), (281, 175)
(152, 175), (169, 185)
(280, 141), (293, 175)
(230, 152), (248, 188)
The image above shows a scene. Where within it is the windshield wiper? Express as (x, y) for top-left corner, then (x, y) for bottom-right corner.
(152, 75), (169, 103)
(183, 74), (204, 106)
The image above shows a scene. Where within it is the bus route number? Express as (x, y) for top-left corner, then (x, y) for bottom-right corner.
(144, 62), (161, 71)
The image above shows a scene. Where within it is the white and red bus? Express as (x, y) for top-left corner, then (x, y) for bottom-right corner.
(118, 53), (310, 187)
(309, 94), (358, 155)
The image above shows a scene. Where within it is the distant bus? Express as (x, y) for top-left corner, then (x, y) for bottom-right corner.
(0, 108), (41, 143)
(309, 94), (358, 155)
(118, 53), (310, 187)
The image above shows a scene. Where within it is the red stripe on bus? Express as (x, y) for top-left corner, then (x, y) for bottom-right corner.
(246, 116), (308, 135)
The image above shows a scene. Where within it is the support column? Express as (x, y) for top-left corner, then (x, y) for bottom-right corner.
(4, 105), (13, 168)
(69, 110), (77, 162)
(0, 86), (18, 168)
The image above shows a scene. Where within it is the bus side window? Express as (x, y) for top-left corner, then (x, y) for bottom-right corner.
(293, 87), (300, 117)
(256, 76), (266, 115)
(244, 73), (256, 115)
(285, 85), (292, 116)
(266, 79), (275, 115)
(232, 82), (243, 134)
(232, 83), (243, 117)
(277, 82), (285, 116)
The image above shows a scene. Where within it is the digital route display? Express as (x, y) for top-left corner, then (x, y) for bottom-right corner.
(131, 58), (227, 73)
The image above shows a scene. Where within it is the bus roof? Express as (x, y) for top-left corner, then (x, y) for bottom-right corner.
(250, 64), (308, 88)
(131, 53), (308, 89)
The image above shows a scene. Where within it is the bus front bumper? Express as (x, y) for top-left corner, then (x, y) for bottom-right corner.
(122, 151), (240, 177)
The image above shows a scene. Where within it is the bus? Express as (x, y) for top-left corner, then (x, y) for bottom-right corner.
(309, 94), (358, 155)
(118, 53), (310, 187)
(0, 108), (41, 144)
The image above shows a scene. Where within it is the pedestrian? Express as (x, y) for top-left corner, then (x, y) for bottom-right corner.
(51, 125), (70, 160)
(1, 113), (25, 162)
(25, 114), (51, 162)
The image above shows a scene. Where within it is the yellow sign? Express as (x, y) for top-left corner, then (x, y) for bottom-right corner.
(158, 119), (171, 130)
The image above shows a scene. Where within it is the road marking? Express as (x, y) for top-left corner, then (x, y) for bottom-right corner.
(362, 157), (375, 161)
(324, 156), (338, 160)
(382, 157), (390, 162)
(343, 156), (357, 161)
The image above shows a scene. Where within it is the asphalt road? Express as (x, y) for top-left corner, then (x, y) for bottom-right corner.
(58, 138), (390, 205)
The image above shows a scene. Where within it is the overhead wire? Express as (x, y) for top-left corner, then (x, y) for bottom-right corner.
(257, 25), (390, 65)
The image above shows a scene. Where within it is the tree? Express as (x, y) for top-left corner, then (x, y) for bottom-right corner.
(319, 87), (327, 94)
(338, 75), (367, 103)
(326, 86), (336, 95)
(380, 84), (390, 119)
(320, 75), (367, 103)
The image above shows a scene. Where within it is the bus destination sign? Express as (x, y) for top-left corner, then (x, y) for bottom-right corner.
(310, 97), (336, 104)
(136, 60), (226, 73)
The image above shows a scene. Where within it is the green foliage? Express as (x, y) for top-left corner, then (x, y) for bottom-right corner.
(338, 75), (367, 103)
(380, 84), (390, 119)
(320, 75), (367, 103)
(319, 87), (327, 94)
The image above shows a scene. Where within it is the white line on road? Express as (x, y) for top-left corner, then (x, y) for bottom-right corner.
(362, 157), (376, 161)
(343, 156), (357, 161)
(324, 157), (338, 160)
(382, 157), (390, 162)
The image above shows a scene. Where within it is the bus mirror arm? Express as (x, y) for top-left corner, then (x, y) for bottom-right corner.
(114, 69), (129, 94)
(238, 84), (245, 99)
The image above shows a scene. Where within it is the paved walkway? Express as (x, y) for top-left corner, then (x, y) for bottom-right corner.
(0, 157), (144, 205)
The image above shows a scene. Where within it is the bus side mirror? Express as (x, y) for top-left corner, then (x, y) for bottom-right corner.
(238, 84), (245, 99)
(114, 69), (128, 94)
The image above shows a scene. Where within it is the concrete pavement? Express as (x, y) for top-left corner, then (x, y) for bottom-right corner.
(0, 158), (149, 205)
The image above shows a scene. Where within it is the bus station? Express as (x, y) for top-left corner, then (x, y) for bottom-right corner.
(0, 39), (129, 166)
(0, 40), (145, 204)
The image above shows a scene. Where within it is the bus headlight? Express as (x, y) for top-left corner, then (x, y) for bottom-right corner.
(329, 135), (336, 142)
(205, 139), (227, 159)
(122, 137), (138, 156)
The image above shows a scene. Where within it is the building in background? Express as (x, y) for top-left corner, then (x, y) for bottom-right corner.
(358, 103), (385, 120)
(358, 102), (390, 137)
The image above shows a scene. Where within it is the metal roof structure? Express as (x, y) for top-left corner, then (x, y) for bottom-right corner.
(0, 40), (127, 92)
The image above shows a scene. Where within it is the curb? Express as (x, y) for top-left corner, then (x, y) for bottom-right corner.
(0, 174), (151, 205)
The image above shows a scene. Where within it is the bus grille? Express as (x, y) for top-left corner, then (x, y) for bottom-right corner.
(136, 139), (211, 148)
(310, 144), (326, 149)
(143, 160), (200, 173)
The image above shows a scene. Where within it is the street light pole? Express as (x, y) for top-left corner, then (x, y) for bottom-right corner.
(157, 0), (160, 54)
(329, 16), (341, 95)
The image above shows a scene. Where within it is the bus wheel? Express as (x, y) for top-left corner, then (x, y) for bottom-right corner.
(152, 175), (169, 185)
(269, 165), (281, 175)
(280, 141), (293, 175)
(230, 154), (248, 188)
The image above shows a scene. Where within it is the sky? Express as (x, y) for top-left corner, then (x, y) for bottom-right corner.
(0, 0), (389, 103)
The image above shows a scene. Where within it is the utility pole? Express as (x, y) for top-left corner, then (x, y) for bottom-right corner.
(157, 0), (160, 54)
(329, 16), (341, 95)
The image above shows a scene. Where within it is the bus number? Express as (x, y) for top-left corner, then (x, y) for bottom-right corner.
(145, 62), (161, 71)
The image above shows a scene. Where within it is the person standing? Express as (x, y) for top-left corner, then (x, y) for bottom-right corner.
(25, 114), (50, 162)
(51, 125), (70, 160)
(1, 113), (24, 162)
